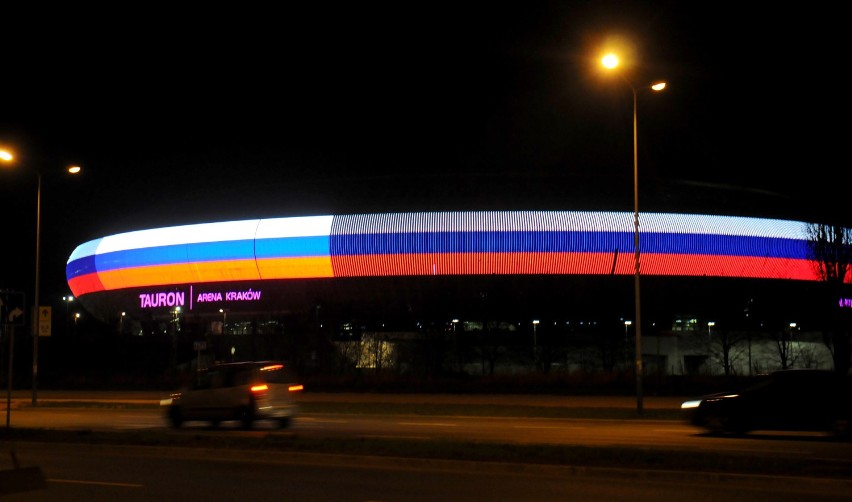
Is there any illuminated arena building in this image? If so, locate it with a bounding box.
[64,175,850,378]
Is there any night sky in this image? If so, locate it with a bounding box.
[1,2,848,307]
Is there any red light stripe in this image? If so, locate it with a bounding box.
[331,253,819,280]
[68,273,106,297]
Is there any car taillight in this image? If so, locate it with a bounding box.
[288,384,304,392]
[250,384,269,393]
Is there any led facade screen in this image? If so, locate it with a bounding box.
[66,210,833,302]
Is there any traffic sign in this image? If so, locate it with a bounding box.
[38,306,51,337]
[0,291,25,326]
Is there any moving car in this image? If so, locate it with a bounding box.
[681,369,852,437]
[160,361,303,429]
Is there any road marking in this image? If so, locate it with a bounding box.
[398,422,458,427]
[513,425,575,430]
[362,435,431,440]
[49,479,144,488]
[298,417,350,423]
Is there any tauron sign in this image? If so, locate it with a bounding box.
[139,286,262,309]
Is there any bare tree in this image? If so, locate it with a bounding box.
[709,329,746,376]
[771,328,797,370]
[805,223,852,375]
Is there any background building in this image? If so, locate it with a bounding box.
[59,176,850,389]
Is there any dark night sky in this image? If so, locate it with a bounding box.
[1,2,849,305]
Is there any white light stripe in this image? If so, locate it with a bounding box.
[95,219,263,254]
[67,211,813,263]
[256,215,334,238]
[332,211,806,238]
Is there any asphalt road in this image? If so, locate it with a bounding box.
[4,389,852,469]
[6,441,852,501]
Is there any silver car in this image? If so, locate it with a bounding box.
[161,361,303,429]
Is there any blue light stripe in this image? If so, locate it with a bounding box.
[329,231,809,259]
[90,240,255,273]
[255,236,330,259]
[66,254,98,280]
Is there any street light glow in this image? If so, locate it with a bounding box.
[601,53,619,69]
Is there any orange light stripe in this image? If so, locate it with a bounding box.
[96,259,261,290]
[256,256,334,279]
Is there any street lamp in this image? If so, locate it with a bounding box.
[62,295,74,335]
[452,319,460,372]
[1,148,81,406]
[601,52,666,415]
[532,319,540,368]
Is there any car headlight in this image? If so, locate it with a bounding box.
[681,400,702,409]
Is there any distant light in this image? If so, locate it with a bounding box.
[601,53,619,69]
[707,321,716,327]
[624,320,632,326]
[0,150,13,162]
[67,165,81,174]
[532,319,540,325]
[651,82,666,91]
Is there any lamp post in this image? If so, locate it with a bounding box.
[601,53,666,415]
[452,319,460,372]
[62,295,74,336]
[532,319,540,368]
[1,149,81,406]
[34,165,82,405]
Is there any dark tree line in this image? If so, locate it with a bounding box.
[806,223,852,375]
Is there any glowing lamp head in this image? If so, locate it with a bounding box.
[601,53,619,69]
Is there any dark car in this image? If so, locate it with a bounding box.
[681,369,852,437]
